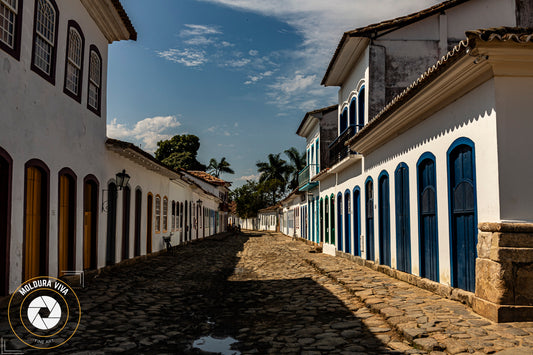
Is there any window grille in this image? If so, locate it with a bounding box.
[65,28,82,95]
[33,0,56,75]
[0,0,17,48]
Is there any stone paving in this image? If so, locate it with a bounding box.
[0,230,532,354]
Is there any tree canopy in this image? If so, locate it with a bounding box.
[155,134,206,171]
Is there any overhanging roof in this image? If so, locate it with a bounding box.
[321,0,470,86]
[296,104,337,137]
[81,0,137,42]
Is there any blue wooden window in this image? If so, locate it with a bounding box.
[353,187,361,256]
[417,153,439,282]
[340,108,348,133]
[357,86,365,131]
[320,198,324,243]
[365,177,374,261]
[315,139,319,173]
[448,138,477,292]
[349,97,356,128]
[395,163,411,273]
[344,189,351,254]
[337,192,343,251]
[325,196,329,244]
[378,171,391,266]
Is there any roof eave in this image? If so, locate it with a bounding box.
[81,0,137,43]
[321,36,370,87]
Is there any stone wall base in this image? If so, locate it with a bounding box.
[473,297,533,323]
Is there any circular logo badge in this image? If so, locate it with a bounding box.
[8,277,81,349]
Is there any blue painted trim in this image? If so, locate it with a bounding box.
[378,170,390,266]
[416,152,439,282]
[446,137,477,289]
[365,176,374,261]
[344,189,351,255]
[330,193,335,246]
[353,186,361,256]
[298,181,319,192]
[337,192,343,251]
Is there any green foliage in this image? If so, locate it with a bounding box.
[285,147,306,190]
[231,180,268,218]
[208,157,234,177]
[155,134,206,171]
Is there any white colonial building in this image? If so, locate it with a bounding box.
[0,0,228,297]
[295,0,533,322]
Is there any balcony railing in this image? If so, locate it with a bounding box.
[328,125,357,167]
[298,164,318,189]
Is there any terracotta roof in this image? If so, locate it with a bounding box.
[187,171,231,186]
[296,104,338,136]
[110,0,137,40]
[346,27,533,147]
[258,204,281,213]
[322,0,470,85]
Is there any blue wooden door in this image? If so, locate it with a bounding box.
[450,145,476,292]
[379,174,391,266]
[353,189,361,256]
[365,181,374,261]
[344,190,351,254]
[330,195,335,246]
[395,165,411,273]
[337,193,343,251]
[419,158,439,282]
[325,198,329,243]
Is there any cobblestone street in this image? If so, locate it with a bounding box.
[2,231,533,354]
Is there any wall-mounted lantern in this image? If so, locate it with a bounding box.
[115,169,130,190]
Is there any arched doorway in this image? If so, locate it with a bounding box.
[24,160,50,281]
[448,139,477,292]
[395,163,411,273]
[83,176,98,270]
[0,148,12,295]
[134,188,142,257]
[121,186,131,261]
[106,182,117,266]
[58,169,76,276]
[378,171,391,266]
[418,154,439,282]
[365,178,374,261]
[353,187,361,256]
[146,193,153,253]
[344,190,351,254]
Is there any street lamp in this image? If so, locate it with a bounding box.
[115,169,130,190]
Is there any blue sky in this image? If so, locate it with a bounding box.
[107,0,441,187]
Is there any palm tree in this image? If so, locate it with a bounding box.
[285,147,306,190]
[256,153,290,204]
[207,157,234,177]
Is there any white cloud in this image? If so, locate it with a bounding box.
[238,174,260,181]
[199,0,442,108]
[180,24,221,37]
[249,49,259,56]
[157,48,207,67]
[225,58,251,68]
[244,70,275,85]
[107,116,181,153]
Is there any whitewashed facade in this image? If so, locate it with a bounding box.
[0,0,227,296]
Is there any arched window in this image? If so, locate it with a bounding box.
[378,171,390,266]
[340,108,348,133]
[448,138,477,292]
[365,177,374,261]
[357,86,365,131]
[395,163,411,273]
[155,195,161,233]
[31,0,59,83]
[417,153,438,282]
[87,46,102,115]
[349,97,356,128]
[58,168,76,276]
[0,0,23,59]
[64,21,84,101]
[24,159,50,281]
[163,196,168,232]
